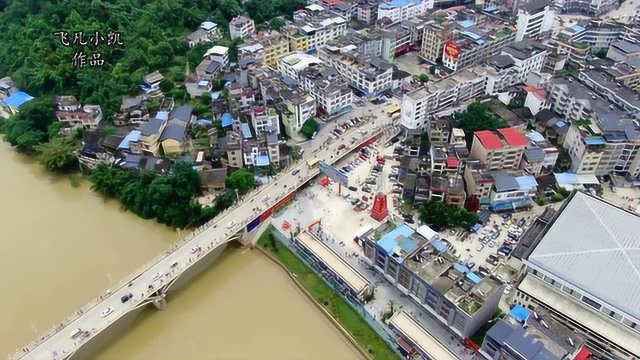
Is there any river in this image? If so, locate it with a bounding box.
[0,142,363,360]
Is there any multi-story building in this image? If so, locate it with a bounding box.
[54,96,103,134]
[557,21,638,51]
[362,224,504,338]
[464,159,495,203]
[226,83,257,112]
[318,44,393,98]
[224,130,244,168]
[277,52,322,81]
[420,14,455,62]
[515,0,555,42]
[578,70,640,120]
[250,105,280,134]
[229,15,255,40]
[441,13,516,71]
[513,191,640,359]
[547,38,590,66]
[242,131,281,167]
[488,170,538,211]
[543,52,567,74]
[522,132,560,176]
[377,0,433,25]
[299,64,354,116]
[470,127,528,171]
[356,0,381,25]
[287,5,347,53]
[554,0,618,17]
[257,68,316,136]
[400,68,486,134]
[500,40,548,84]
[544,76,614,122]
[137,111,169,156]
[591,58,640,91]
[239,31,290,67]
[203,45,229,69]
[562,113,640,178]
[606,40,640,62]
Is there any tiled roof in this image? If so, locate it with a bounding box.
[475,130,503,150]
[498,127,528,147]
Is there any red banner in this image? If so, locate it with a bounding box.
[445,41,461,60]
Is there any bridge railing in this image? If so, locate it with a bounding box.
[11,119,385,360]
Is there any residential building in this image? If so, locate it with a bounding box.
[420,14,455,62]
[356,0,381,25]
[480,306,588,360]
[562,113,640,178]
[239,31,290,67]
[226,83,257,112]
[185,21,220,47]
[489,170,537,211]
[606,40,640,62]
[554,0,618,17]
[250,105,280,134]
[500,40,548,85]
[450,128,466,147]
[533,109,570,145]
[591,57,640,91]
[77,130,115,171]
[514,0,555,42]
[54,96,103,134]
[542,52,567,74]
[513,191,640,359]
[524,131,560,175]
[277,52,323,81]
[242,131,281,167]
[229,16,255,40]
[362,224,504,338]
[299,63,354,116]
[114,95,148,126]
[141,71,164,98]
[200,168,227,191]
[522,85,550,115]
[287,5,347,53]
[387,311,458,360]
[318,43,393,98]
[203,45,229,69]
[200,21,219,38]
[257,68,316,136]
[159,106,193,155]
[441,13,516,72]
[400,68,486,134]
[137,111,169,156]
[195,59,222,81]
[185,77,212,99]
[470,128,528,171]
[557,21,638,52]
[430,174,466,208]
[0,91,34,118]
[544,76,615,122]
[377,0,432,25]
[225,130,244,168]
[547,38,590,66]
[578,70,640,120]
[464,159,495,203]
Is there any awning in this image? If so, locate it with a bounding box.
[397,337,415,353]
[574,347,592,360]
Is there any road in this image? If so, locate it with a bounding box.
[14,113,387,360]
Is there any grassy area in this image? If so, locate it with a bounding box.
[257,228,399,360]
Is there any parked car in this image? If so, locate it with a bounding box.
[504,285,513,295]
[292,169,300,176]
[101,307,114,318]
[338,144,346,150]
[226,221,236,229]
[348,186,357,191]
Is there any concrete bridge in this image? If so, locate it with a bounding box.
[12,121,386,360]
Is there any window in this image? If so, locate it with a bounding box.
[581,296,602,310]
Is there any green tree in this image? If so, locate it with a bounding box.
[300,118,320,139]
[34,137,78,173]
[454,103,507,148]
[15,130,45,153]
[47,122,63,139]
[269,18,286,31]
[226,168,255,192]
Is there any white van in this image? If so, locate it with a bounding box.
[70,328,82,339]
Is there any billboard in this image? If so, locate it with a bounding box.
[246,192,296,232]
[444,41,461,60]
[319,161,349,187]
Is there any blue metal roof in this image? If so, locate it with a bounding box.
[466,272,482,284]
[515,175,538,190]
[483,5,498,12]
[3,91,34,108]
[461,31,482,40]
[430,239,448,252]
[156,111,169,121]
[240,123,252,138]
[377,225,415,255]
[555,120,567,127]
[255,155,270,166]
[571,24,586,32]
[221,113,233,127]
[453,263,469,273]
[583,136,606,145]
[458,19,474,28]
[118,130,142,149]
[379,0,420,9]
[509,305,531,322]
[554,172,577,185]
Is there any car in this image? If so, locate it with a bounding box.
[350,198,359,205]
[342,167,351,172]
[405,218,415,224]
[481,228,487,235]
[226,221,236,229]
[101,307,114,318]
[488,240,496,248]
[476,244,485,251]
[152,271,163,281]
[467,261,476,270]
[348,186,357,191]
[120,293,133,303]
[292,169,300,176]
[503,285,513,295]
[363,187,372,193]
[191,246,199,254]
[390,137,400,144]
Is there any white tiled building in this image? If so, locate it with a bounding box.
[299,64,354,116]
[229,16,255,40]
[377,0,433,25]
[277,52,322,81]
[515,0,555,42]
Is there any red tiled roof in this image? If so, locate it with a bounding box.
[574,347,591,360]
[475,130,503,150]
[447,158,460,168]
[498,127,528,147]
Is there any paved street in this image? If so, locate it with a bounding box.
[15,113,386,360]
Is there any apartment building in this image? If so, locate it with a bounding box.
[288,5,347,53]
[229,15,255,40]
[513,192,640,359]
[591,58,640,91]
[562,113,640,178]
[441,13,516,71]
[318,43,393,98]
[558,21,639,51]
[137,111,169,156]
[239,31,290,67]
[256,68,316,136]
[489,170,538,211]
[299,64,354,116]
[203,45,229,69]
[356,0,381,25]
[554,0,617,17]
[400,68,486,134]
[362,224,504,338]
[250,105,280,134]
[226,83,257,112]
[224,130,244,168]
[578,70,640,120]
[379,20,425,60]
[606,40,640,62]
[242,131,281,167]
[470,128,528,171]
[544,76,614,122]
[277,52,322,81]
[464,159,495,202]
[522,132,560,176]
[54,96,103,134]
[421,15,455,62]
[547,38,590,66]
[376,0,433,25]
[515,0,555,42]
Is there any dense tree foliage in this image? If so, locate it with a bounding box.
[0,98,56,152]
[418,200,479,230]
[300,118,319,139]
[225,168,255,193]
[454,103,507,148]
[35,137,78,173]
[90,162,235,229]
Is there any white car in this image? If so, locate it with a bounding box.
[191,246,199,254]
[488,240,497,248]
[101,307,114,318]
[226,221,236,229]
[152,272,162,281]
[503,285,513,295]
[262,195,270,203]
[476,244,485,252]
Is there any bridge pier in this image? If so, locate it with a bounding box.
[152,295,167,311]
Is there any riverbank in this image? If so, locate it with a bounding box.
[256,228,399,360]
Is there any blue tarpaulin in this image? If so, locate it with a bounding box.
[466,272,482,284]
[118,130,142,150]
[221,113,233,127]
[430,239,448,252]
[453,263,469,274]
[377,225,415,255]
[470,224,482,232]
[3,91,34,108]
[510,305,531,322]
[255,155,270,166]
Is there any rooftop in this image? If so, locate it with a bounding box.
[2,91,34,108]
[498,127,528,147]
[580,70,640,110]
[474,130,503,150]
[527,191,640,321]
